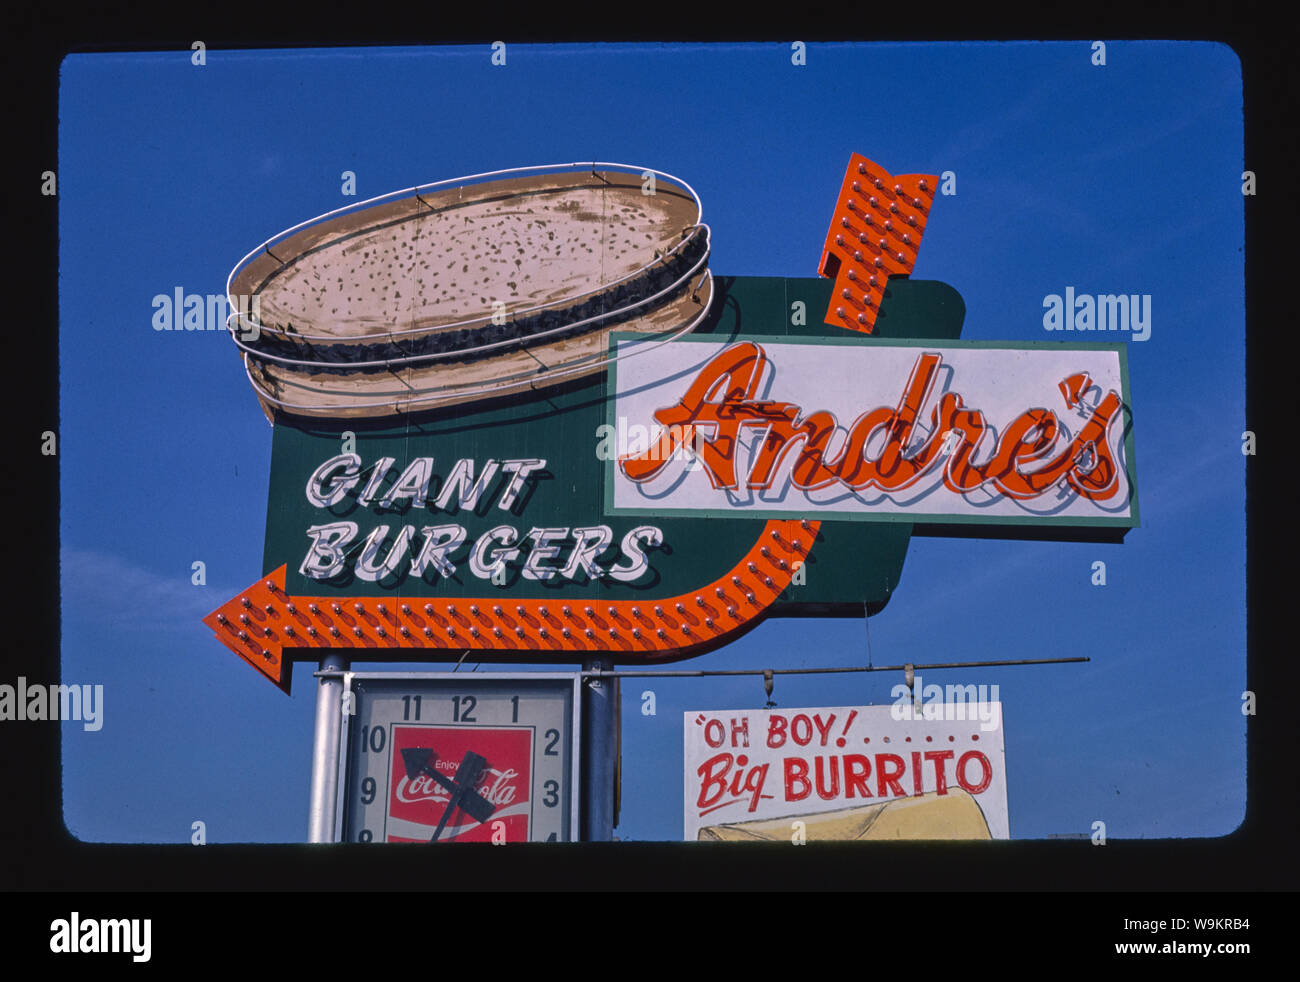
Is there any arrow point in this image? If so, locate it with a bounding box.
[401,747,433,781]
[203,565,292,694]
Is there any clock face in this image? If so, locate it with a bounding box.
[340,674,578,843]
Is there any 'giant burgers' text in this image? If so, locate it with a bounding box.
[299,455,662,584]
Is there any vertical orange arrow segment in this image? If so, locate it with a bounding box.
[819,154,937,334]
[204,519,821,694]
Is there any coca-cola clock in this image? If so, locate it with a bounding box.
[339,673,580,843]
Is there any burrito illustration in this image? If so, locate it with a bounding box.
[697,790,992,841]
[226,163,712,421]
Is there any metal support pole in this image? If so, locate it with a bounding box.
[307,652,349,843]
[581,657,617,842]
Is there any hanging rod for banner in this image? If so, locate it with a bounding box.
[311,656,1086,682]
[578,656,1088,680]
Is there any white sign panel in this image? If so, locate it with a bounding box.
[609,336,1135,528]
[683,703,1009,841]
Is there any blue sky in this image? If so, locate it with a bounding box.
[57,41,1245,842]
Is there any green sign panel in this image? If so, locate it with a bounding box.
[261,276,965,618]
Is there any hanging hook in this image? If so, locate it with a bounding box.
[904,663,917,713]
[763,669,776,709]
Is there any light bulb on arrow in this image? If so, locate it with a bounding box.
[399,748,496,842]
[201,518,817,693]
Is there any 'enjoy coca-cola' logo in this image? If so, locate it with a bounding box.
[386,725,535,843]
[395,767,521,807]
[619,342,1126,503]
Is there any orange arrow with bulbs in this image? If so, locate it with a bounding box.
[204,519,819,693]
[819,153,937,334]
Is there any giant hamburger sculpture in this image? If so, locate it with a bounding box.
[225,163,712,421]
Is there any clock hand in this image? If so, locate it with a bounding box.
[429,751,490,843]
[446,754,497,825]
[400,747,460,795]
[400,748,497,840]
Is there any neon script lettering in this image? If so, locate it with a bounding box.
[619,342,1124,502]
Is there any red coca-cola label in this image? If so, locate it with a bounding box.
[386,725,533,843]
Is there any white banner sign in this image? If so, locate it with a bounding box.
[683,703,1008,841]
[609,336,1135,528]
